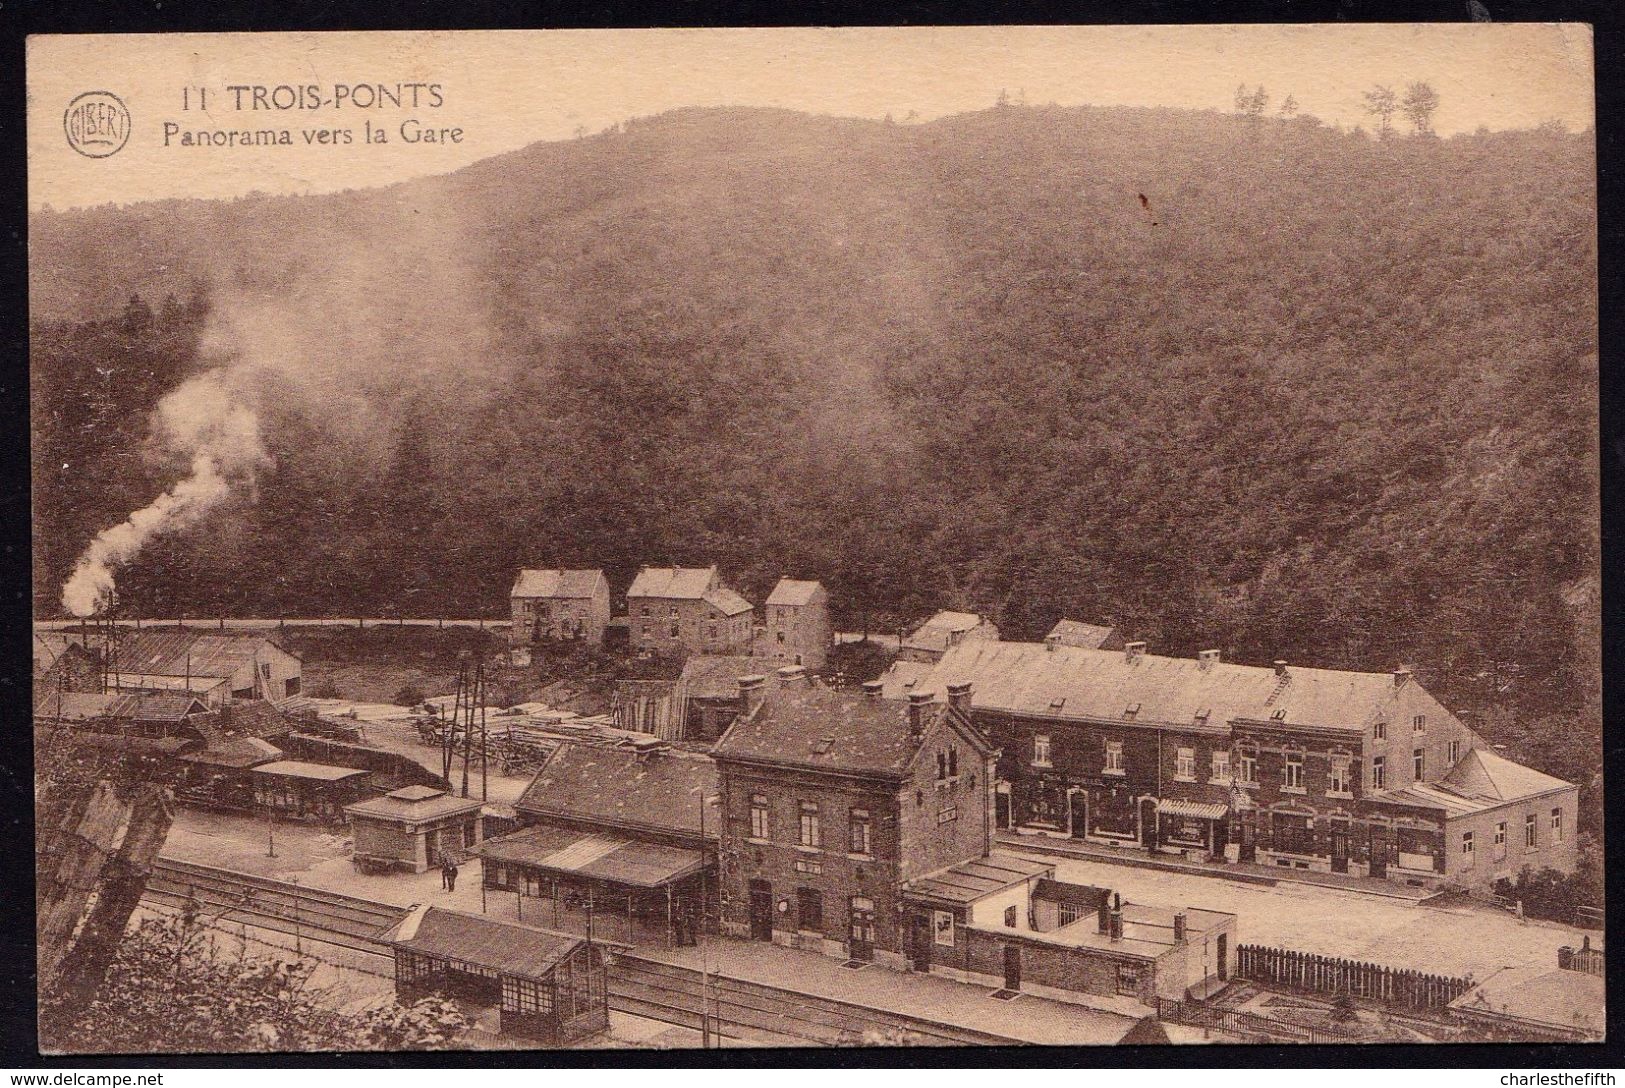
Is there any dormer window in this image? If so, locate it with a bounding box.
[1270,708,1287,721]
[1194,707,1211,722]
[811,737,835,755]
[1123,702,1140,720]
[1049,697,1065,711]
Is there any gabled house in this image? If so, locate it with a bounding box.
[897,611,999,664]
[903,638,1576,893]
[757,578,832,670]
[88,630,302,706]
[1043,619,1124,651]
[711,671,1000,967]
[626,565,753,656]
[509,569,612,648]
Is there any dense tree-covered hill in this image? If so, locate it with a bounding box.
[31,104,1598,728]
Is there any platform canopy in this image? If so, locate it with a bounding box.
[903,853,1053,906]
[387,905,583,981]
[250,760,369,782]
[478,825,705,889]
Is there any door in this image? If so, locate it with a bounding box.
[1139,799,1159,849]
[1003,945,1022,991]
[1368,829,1388,878]
[748,880,773,941]
[1238,820,1256,864]
[1216,933,1229,981]
[910,914,932,972]
[1069,791,1089,839]
[848,897,875,962]
[995,788,1011,830]
[1331,828,1350,874]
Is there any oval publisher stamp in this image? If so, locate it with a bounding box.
[64,91,131,158]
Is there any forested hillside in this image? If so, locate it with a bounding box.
[32,104,1598,728]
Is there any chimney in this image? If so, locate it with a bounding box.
[1274,660,1289,677]
[861,680,884,699]
[1045,634,1060,653]
[907,691,933,738]
[776,664,808,690]
[1198,649,1221,671]
[738,674,768,716]
[946,681,973,715]
[1173,910,1187,944]
[1109,893,1123,942]
[1393,666,1413,688]
[1558,946,1573,971]
[1124,641,1147,663]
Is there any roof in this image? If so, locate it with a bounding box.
[903,611,990,652]
[714,685,989,778]
[347,786,484,823]
[386,905,584,980]
[516,741,719,838]
[1034,879,1112,908]
[1045,620,1121,650]
[1448,963,1605,1037]
[511,568,605,599]
[104,630,301,679]
[703,587,754,617]
[33,691,117,721]
[904,854,1053,906]
[1441,748,1573,800]
[180,736,283,769]
[765,579,824,607]
[677,655,763,700]
[34,690,209,722]
[915,640,1404,733]
[478,825,706,888]
[250,760,370,782]
[104,673,229,694]
[627,566,716,600]
[218,700,298,739]
[878,660,937,700]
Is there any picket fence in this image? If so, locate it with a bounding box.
[1235,944,1471,1011]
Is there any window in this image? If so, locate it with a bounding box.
[776,631,786,644]
[799,802,821,847]
[933,910,955,947]
[1412,748,1425,781]
[1525,813,1538,849]
[668,605,679,617]
[1116,963,1142,996]
[502,976,552,1017]
[641,604,651,617]
[1210,750,1231,782]
[1329,754,1351,796]
[1004,905,1018,928]
[797,888,823,932]
[937,752,947,780]
[1552,808,1564,841]
[1461,831,1474,868]
[284,676,300,697]
[750,794,769,840]
[1371,755,1386,790]
[1175,747,1196,781]
[1058,902,1084,927]
[707,624,718,640]
[641,624,651,638]
[1282,750,1304,791]
[1413,715,1426,733]
[669,623,680,638]
[849,809,871,855]
[1448,740,1461,765]
[1494,822,1507,854]
[937,805,958,825]
[1374,721,1386,741]
[948,747,958,778]
[260,662,271,678]
[1033,734,1051,766]
[1105,740,1125,775]
[1238,747,1257,785]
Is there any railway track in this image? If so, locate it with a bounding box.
[144,858,408,957]
[140,860,1024,1047]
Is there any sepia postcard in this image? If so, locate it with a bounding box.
[27,25,1600,1056]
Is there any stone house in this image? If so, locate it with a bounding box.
[756,578,832,670]
[509,569,611,647]
[626,566,753,656]
[897,611,1000,664]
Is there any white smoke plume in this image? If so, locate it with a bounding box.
[60,370,268,617]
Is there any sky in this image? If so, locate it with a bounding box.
[27,24,1595,210]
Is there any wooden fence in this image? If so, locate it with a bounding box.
[1235,944,1471,1011]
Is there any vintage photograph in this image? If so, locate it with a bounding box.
[27,25,1600,1053]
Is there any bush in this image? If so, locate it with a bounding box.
[309,679,342,699]
[1493,865,1598,924]
[393,684,427,708]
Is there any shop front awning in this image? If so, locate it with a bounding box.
[478,824,706,889]
[1158,799,1229,821]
